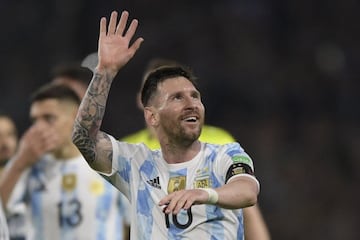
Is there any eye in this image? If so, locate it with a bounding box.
[44,115,56,124]
[191,92,201,100]
[173,93,183,101]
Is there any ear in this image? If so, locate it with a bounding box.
[144,106,159,127]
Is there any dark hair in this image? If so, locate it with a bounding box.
[143,58,181,78]
[51,63,93,86]
[141,65,198,107]
[31,83,81,105]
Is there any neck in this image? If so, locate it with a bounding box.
[161,140,201,164]
[53,143,81,160]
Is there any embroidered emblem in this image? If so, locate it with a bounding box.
[90,179,104,195]
[62,174,77,192]
[168,176,186,193]
[194,167,211,188]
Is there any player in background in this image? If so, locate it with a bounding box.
[0,113,28,240]
[0,84,129,240]
[0,113,14,240]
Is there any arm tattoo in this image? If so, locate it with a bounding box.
[72,71,114,165]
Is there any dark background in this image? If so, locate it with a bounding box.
[1,0,359,239]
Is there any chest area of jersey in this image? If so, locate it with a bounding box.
[28,163,109,200]
[141,162,216,194]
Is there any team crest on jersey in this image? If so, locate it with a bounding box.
[167,176,186,193]
[193,167,211,188]
[90,179,104,195]
[62,174,77,192]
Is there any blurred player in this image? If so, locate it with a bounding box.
[0,84,129,240]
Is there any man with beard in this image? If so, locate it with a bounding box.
[72,10,260,239]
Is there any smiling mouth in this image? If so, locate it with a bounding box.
[184,116,198,122]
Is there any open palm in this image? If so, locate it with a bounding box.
[97,11,143,74]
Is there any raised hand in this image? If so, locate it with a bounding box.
[16,123,60,169]
[96,10,144,76]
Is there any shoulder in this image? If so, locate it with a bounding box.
[120,128,160,150]
[121,128,149,142]
[199,125,235,144]
[31,154,55,170]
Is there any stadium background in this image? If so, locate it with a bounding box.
[1,0,359,239]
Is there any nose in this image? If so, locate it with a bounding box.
[184,95,199,110]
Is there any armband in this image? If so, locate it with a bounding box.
[225,162,254,183]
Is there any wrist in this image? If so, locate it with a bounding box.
[95,65,118,79]
[201,188,219,205]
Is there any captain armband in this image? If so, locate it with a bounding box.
[225,162,254,183]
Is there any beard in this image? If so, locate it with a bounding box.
[161,119,202,146]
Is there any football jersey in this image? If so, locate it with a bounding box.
[121,125,235,150]
[6,202,27,240]
[102,135,259,240]
[7,154,129,240]
[0,198,9,240]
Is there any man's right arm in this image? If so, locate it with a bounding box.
[0,124,58,206]
[71,71,115,174]
[72,10,143,173]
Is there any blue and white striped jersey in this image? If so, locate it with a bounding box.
[103,136,259,240]
[0,198,9,240]
[7,154,130,240]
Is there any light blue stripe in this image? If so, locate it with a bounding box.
[31,167,44,240]
[96,181,113,240]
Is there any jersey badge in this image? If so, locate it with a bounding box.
[90,179,104,195]
[232,155,252,166]
[193,167,211,188]
[62,174,77,192]
[168,176,186,193]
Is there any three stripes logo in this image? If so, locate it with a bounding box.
[146,176,161,189]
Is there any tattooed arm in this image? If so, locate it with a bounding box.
[72,10,143,173]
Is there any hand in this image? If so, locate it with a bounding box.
[96,10,144,75]
[159,189,209,215]
[16,123,60,169]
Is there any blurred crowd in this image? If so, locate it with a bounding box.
[0,0,359,239]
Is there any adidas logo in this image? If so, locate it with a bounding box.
[146,176,161,189]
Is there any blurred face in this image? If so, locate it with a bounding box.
[149,77,205,144]
[0,117,17,164]
[30,99,78,152]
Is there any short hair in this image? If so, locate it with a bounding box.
[31,83,81,105]
[141,65,198,107]
[142,58,181,79]
[50,63,93,86]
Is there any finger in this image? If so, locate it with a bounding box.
[164,193,183,214]
[159,195,171,206]
[99,17,107,37]
[172,198,187,215]
[124,19,138,40]
[183,200,193,210]
[108,11,118,35]
[128,38,144,57]
[116,10,129,35]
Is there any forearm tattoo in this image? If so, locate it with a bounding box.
[72,71,113,164]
